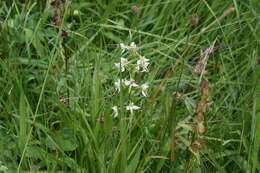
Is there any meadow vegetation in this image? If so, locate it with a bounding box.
[0,0,259,172]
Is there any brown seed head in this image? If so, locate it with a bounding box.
[61,31,69,38]
[191,140,205,151]
[132,5,140,14]
[192,121,206,134]
[190,13,199,27]
[172,91,183,103]
[59,95,66,104]
[223,5,235,17]
[200,80,211,96]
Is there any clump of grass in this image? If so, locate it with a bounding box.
[0,0,259,172]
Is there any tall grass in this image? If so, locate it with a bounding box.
[0,0,259,172]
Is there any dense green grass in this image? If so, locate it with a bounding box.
[0,0,259,172]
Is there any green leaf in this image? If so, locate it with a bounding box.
[19,92,27,151]
[126,145,142,173]
[54,128,78,151]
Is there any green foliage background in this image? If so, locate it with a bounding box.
[0,0,259,172]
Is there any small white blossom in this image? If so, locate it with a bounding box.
[114,63,122,72]
[136,56,149,72]
[114,79,122,92]
[140,83,149,97]
[115,57,129,72]
[73,10,80,16]
[120,43,128,53]
[129,42,137,50]
[124,78,139,89]
[119,42,138,53]
[112,106,119,118]
[126,102,140,114]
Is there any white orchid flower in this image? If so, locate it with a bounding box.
[114,79,122,92]
[136,55,149,72]
[119,42,138,53]
[126,102,140,114]
[115,57,129,72]
[120,43,128,53]
[140,83,149,97]
[124,78,139,89]
[129,42,137,50]
[112,106,119,118]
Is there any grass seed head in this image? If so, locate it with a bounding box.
[190,13,199,27]
[223,5,235,17]
[132,5,140,14]
[190,140,205,151]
